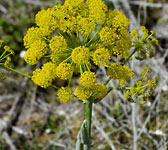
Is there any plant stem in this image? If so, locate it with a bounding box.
[85,100,92,137]
[123,48,137,64]
[0,64,31,79]
[84,100,92,150]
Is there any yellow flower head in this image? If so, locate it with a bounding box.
[106,62,134,84]
[32,62,57,88]
[35,8,59,31]
[59,15,78,34]
[93,48,111,66]
[56,63,73,80]
[92,83,107,99]
[57,87,74,103]
[64,0,88,16]
[49,35,67,54]
[78,17,96,35]
[86,0,108,24]
[72,46,90,65]
[99,27,117,46]
[80,71,97,87]
[105,10,130,30]
[112,30,132,58]
[75,85,91,100]
[23,27,50,48]
[64,0,84,8]
[24,40,48,65]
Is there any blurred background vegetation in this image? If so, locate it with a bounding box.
[0,0,168,150]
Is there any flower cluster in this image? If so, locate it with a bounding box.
[0,40,14,68]
[75,71,107,101]
[32,62,57,88]
[124,67,156,104]
[22,0,157,103]
[106,62,134,85]
[131,26,158,60]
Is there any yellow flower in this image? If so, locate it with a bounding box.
[151,37,158,45]
[86,0,108,24]
[131,29,139,41]
[22,0,157,104]
[49,35,67,54]
[78,17,96,35]
[57,87,74,103]
[99,27,117,46]
[4,56,11,67]
[92,83,107,99]
[105,10,130,30]
[124,90,132,100]
[75,85,91,100]
[93,48,111,66]
[64,0,84,8]
[23,27,50,48]
[106,62,134,83]
[35,8,60,31]
[32,62,57,88]
[132,26,157,60]
[24,40,48,65]
[112,30,132,58]
[80,71,97,87]
[64,0,88,16]
[53,5,80,34]
[72,46,90,65]
[4,46,14,55]
[56,63,73,80]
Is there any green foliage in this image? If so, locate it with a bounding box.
[46,114,65,133]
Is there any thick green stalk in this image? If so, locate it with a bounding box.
[85,100,92,137]
[84,100,92,150]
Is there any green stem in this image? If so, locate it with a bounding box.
[0,50,7,59]
[108,87,129,90]
[87,25,103,46]
[104,77,111,85]
[0,64,31,79]
[85,100,92,137]
[51,84,59,89]
[62,55,72,63]
[84,100,92,150]
[123,48,138,64]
